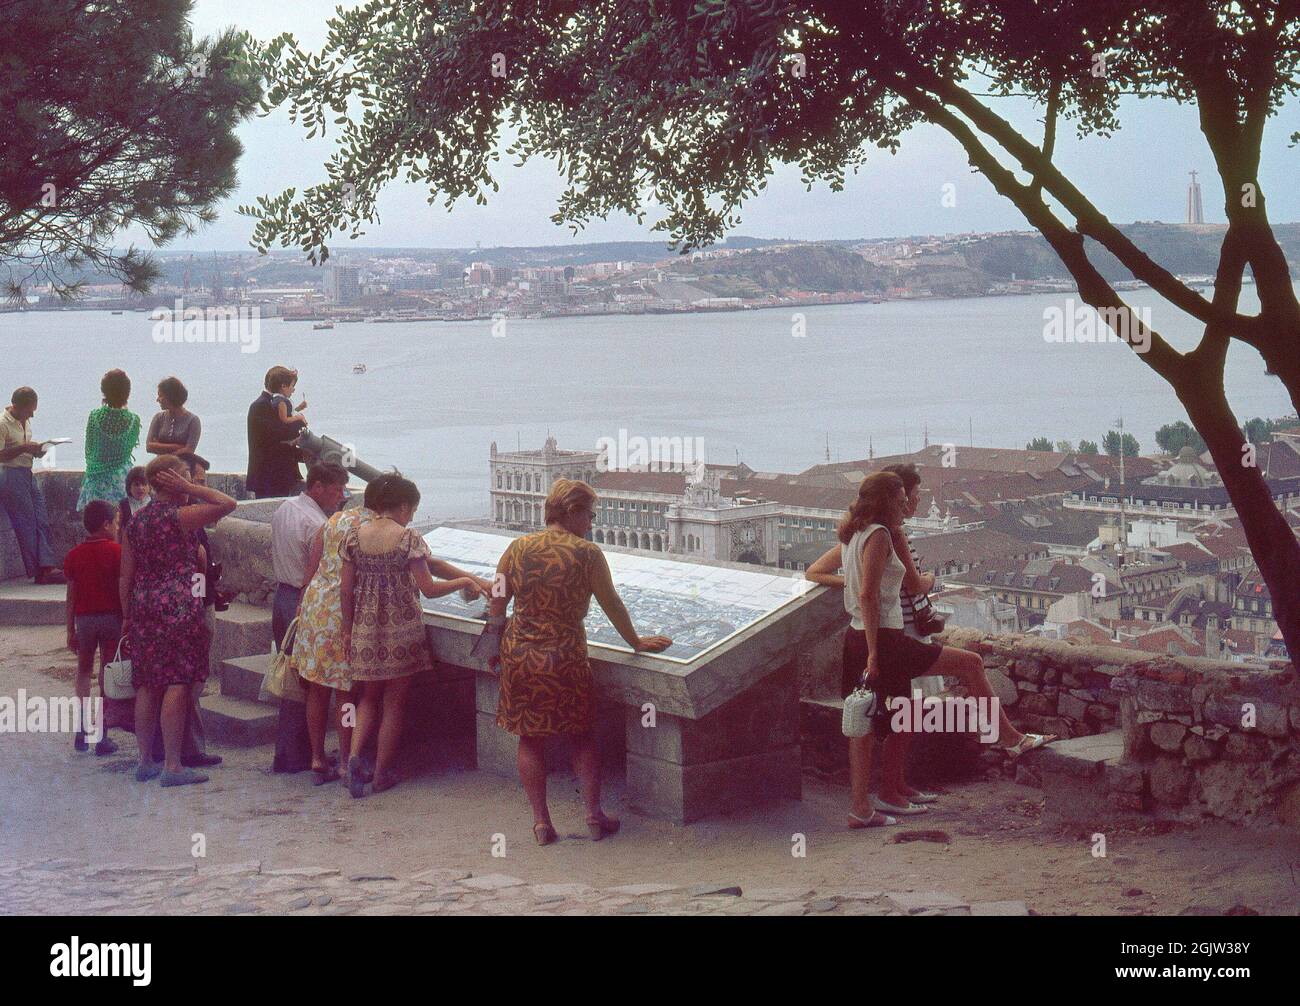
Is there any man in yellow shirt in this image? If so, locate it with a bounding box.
[0,387,64,584]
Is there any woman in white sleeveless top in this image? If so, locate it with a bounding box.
[807,472,1054,829]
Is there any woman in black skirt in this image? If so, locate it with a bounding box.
[806,471,1052,829]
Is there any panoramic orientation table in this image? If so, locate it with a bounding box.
[419,526,845,823]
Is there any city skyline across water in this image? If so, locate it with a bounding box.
[0,290,1291,519]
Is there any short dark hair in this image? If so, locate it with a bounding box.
[157,376,188,407]
[363,471,419,512]
[125,465,149,489]
[177,451,209,474]
[100,369,131,408]
[305,461,348,490]
[264,365,297,392]
[11,387,36,407]
[881,462,922,493]
[82,499,116,533]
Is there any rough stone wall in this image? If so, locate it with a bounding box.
[206,514,276,605]
[939,628,1300,828]
[0,470,249,580]
[939,627,1132,740]
[1112,661,1300,826]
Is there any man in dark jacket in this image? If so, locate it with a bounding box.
[246,365,306,498]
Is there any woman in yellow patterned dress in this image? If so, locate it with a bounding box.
[485,479,671,845]
[291,493,376,785]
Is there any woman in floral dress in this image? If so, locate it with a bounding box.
[119,455,236,786]
[77,369,141,511]
[339,474,491,797]
[292,497,376,785]
[484,479,671,845]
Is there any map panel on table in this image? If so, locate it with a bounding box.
[421,526,815,664]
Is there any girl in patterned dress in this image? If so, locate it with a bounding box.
[339,474,491,797]
[484,479,671,846]
[119,455,236,786]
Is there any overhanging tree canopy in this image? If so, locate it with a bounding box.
[0,0,262,299]
[244,0,1300,660]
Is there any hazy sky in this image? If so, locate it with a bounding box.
[138,0,1300,254]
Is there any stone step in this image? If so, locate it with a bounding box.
[1036,729,1146,825]
[199,693,278,748]
[221,653,275,703]
[209,602,274,677]
[0,578,65,625]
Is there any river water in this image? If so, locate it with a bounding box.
[0,289,1290,519]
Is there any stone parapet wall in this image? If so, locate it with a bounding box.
[1,469,249,581]
[939,628,1299,828]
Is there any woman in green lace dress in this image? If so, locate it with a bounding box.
[76,369,141,511]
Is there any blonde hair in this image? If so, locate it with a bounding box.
[144,453,187,491]
[545,478,596,525]
[837,471,905,544]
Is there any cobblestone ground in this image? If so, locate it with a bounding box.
[3,625,1296,917]
[0,860,1027,916]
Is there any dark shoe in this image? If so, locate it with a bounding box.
[312,765,341,786]
[135,762,162,782]
[160,768,209,787]
[346,756,367,799]
[586,813,621,842]
[182,753,223,768]
[94,737,119,756]
[533,823,558,846]
[74,731,88,753]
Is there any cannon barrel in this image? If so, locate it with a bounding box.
[295,430,384,483]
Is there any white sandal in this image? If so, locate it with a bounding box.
[873,796,930,816]
[1005,732,1056,759]
[910,790,939,803]
[848,810,896,829]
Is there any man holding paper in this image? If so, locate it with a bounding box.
[0,386,65,584]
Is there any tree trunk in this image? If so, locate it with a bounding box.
[1176,372,1300,663]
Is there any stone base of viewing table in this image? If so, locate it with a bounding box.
[471,660,802,824]
[622,659,802,823]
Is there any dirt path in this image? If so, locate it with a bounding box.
[2,624,1296,915]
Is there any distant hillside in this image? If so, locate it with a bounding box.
[960,223,1300,281]
[669,244,891,296]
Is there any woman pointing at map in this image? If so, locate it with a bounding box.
[483,478,671,847]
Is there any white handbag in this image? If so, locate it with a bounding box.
[841,681,879,738]
[259,617,306,703]
[102,636,135,701]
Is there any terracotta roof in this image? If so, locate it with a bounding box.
[950,557,1096,594]
[1130,625,1203,657]
[725,478,858,511]
[1235,574,1271,601]
[912,528,1047,569]
[591,471,687,494]
[1156,541,1217,568]
[1061,619,1116,645]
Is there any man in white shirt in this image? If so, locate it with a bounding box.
[269,461,349,773]
[0,387,64,584]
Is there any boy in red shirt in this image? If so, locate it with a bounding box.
[64,499,123,755]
